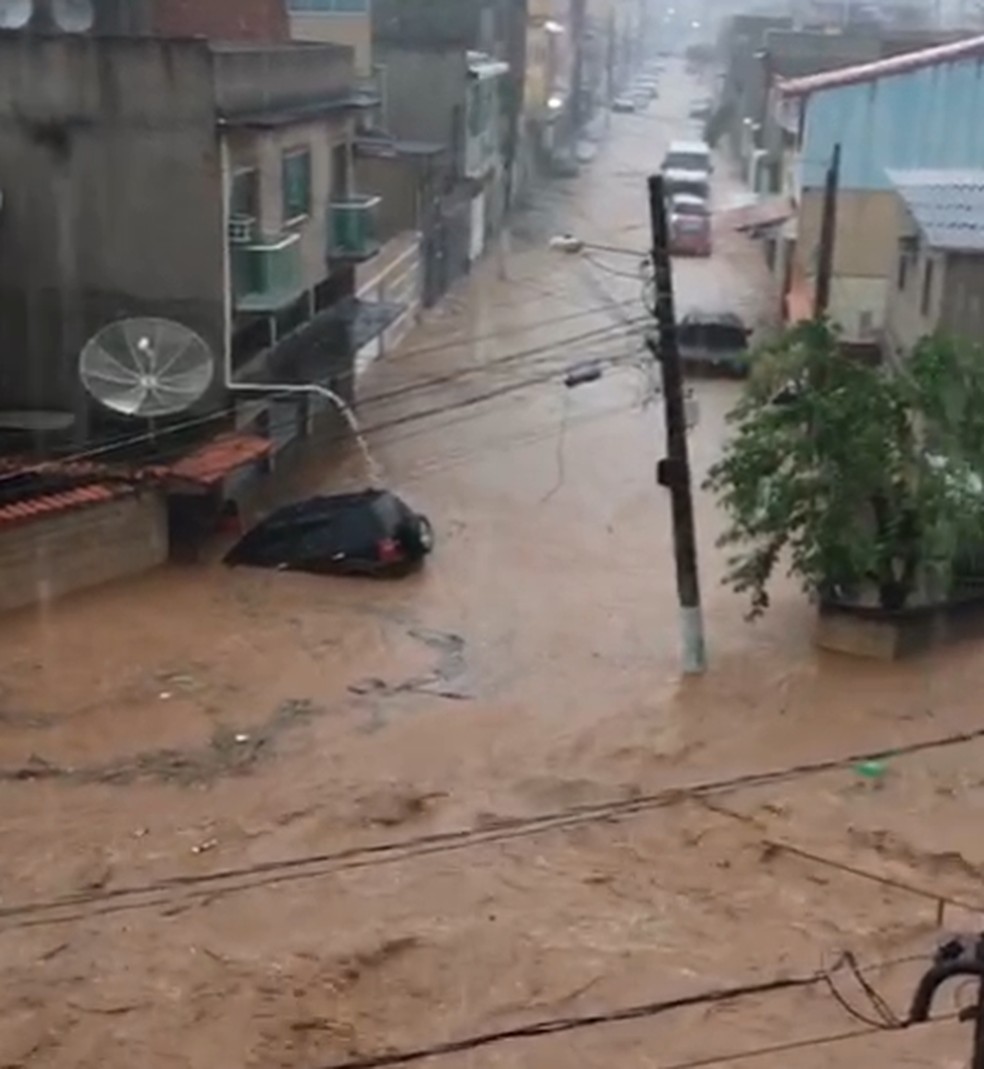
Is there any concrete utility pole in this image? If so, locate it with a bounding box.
[647,174,707,675]
[569,0,587,136]
[813,142,840,318]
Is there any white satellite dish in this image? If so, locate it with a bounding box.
[0,0,34,29]
[79,318,215,418]
[50,0,93,32]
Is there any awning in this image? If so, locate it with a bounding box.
[720,195,793,234]
[161,434,272,491]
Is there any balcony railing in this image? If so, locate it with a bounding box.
[328,195,381,262]
[231,231,305,313]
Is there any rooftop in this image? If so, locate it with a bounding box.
[779,33,984,97]
[889,169,984,252]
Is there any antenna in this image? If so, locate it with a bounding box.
[0,0,33,28]
[50,0,93,32]
[79,318,215,418]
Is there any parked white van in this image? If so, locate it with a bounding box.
[661,139,712,176]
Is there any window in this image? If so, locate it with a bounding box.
[331,143,349,199]
[282,148,312,223]
[921,257,935,317]
[231,168,259,219]
[897,253,907,291]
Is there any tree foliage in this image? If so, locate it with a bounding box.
[704,321,984,618]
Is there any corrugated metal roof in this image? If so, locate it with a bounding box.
[780,33,984,97]
[889,168,984,251]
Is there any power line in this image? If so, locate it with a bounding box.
[654,1015,958,1069]
[699,800,984,922]
[306,954,921,1069]
[4,721,984,930]
[0,316,646,482]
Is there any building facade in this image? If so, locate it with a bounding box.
[776,34,984,342]
[884,169,984,359]
[0,34,390,461]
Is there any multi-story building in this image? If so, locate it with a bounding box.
[0,34,392,464]
[371,0,520,286]
[286,0,373,76]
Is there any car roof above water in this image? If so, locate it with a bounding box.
[667,139,710,155]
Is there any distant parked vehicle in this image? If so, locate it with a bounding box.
[670,213,712,257]
[662,167,710,204]
[550,149,579,177]
[688,98,712,122]
[612,95,637,113]
[669,192,709,219]
[662,139,713,176]
[634,77,660,98]
[677,313,752,376]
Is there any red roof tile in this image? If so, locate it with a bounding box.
[161,433,272,488]
[0,483,134,531]
[780,33,984,98]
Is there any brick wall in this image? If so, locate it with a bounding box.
[153,0,289,41]
[0,493,169,614]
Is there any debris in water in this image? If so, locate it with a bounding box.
[855,759,887,782]
[565,360,603,388]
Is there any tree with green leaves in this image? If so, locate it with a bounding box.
[705,321,984,618]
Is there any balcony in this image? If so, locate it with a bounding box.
[328,195,381,262]
[231,230,305,314]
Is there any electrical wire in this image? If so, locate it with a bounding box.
[821,950,903,1030]
[5,722,984,931]
[653,1012,960,1069]
[582,250,651,281]
[303,952,929,1069]
[0,303,649,480]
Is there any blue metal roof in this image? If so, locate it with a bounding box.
[798,51,984,190]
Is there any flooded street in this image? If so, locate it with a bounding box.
[4,63,984,1069]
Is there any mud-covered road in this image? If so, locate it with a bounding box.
[2,63,984,1069]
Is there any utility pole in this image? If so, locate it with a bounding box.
[605,8,616,124]
[647,175,706,675]
[569,0,587,138]
[813,142,841,318]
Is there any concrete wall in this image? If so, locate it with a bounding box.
[939,253,984,342]
[374,0,490,49]
[153,0,289,41]
[212,42,355,117]
[796,188,899,339]
[356,154,423,240]
[377,45,468,170]
[0,35,226,434]
[0,493,168,614]
[291,12,372,76]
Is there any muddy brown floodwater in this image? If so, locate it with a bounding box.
[2,62,984,1069]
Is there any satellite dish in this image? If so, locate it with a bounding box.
[0,0,33,29]
[79,318,215,418]
[50,0,93,32]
